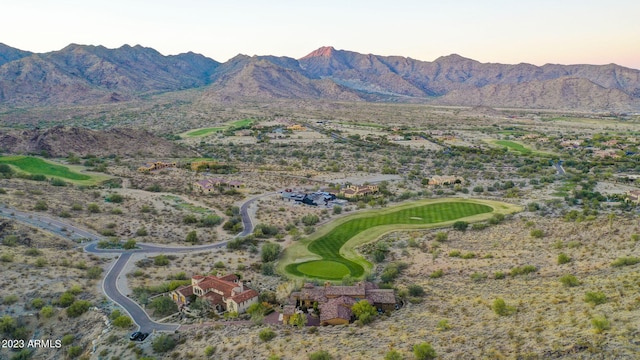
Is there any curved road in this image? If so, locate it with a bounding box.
[0,192,273,333]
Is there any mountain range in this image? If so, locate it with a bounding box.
[1,43,639,111]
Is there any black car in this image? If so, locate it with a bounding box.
[129,331,142,341]
[137,333,149,341]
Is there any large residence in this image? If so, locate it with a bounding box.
[283,282,396,326]
[171,274,259,314]
[627,189,640,204]
[338,184,379,199]
[194,178,245,193]
[427,175,464,186]
[137,161,177,173]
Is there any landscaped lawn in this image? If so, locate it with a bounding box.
[281,199,519,281]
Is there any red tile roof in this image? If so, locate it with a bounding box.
[229,289,259,304]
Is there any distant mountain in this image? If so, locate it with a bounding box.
[0,43,639,111]
[202,54,361,101]
[0,44,219,106]
[0,126,196,157]
[0,43,32,66]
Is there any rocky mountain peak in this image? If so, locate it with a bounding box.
[301,46,337,59]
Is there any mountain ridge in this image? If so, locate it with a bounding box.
[0,43,638,111]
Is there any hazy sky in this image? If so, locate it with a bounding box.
[3,0,639,69]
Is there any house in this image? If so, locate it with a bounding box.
[339,184,379,199]
[287,124,305,131]
[593,149,621,159]
[194,178,245,193]
[626,190,640,204]
[427,175,464,186]
[285,282,396,326]
[171,274,258,314]
[137,161,177,173]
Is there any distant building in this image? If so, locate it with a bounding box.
[171,274,258,314]
[194,178,244,193]
[427,175,464,186]
[626,190,640,204]
[190,160,217,171]
[284,282,396,326]
[137,161,177,173]
[339,184,379,199]
[287,124,305,131]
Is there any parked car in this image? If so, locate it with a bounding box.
[129,331,142,341]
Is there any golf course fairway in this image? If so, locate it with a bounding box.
[279,198,521,280]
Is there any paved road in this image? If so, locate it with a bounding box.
[0,193,268,333]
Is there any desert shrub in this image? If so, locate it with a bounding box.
[308,350,333,360]
[492,298,515,316]
[152,334,176,353]
[408,284,425,297]
[34,200,48,211]
[436,319,451,331]
[67,300,91,317]
[40,306,54,318]
[86,266,103,279]
[112,315,133,328]
[261,242,281,263]
[3,294,18,305]
[559,274,580,287]
[106,193,124,203]
[429,269,444,279]
[452,221,468,231]
[611,257,640,267]
[123,239,137,249]
[59,292,75,307]
[557,253,571,265]
[461,252,476,259]
[154,255,170,266]
[591,315,610,333]
[30,298,45,309]
[68,345,83,358]
[87,203,100,213]
[413,342,437,360]
[183,214,198,224]
[24,248,42,256]
[448,250,461,257]
[494,271,506,279]
[204,345,217,356]
[301,214,320,226]
[186,231,198,243]
[136,227,148,236]
[530,229,544,238]
[34,257,47,267]
[510,265,537,276]
[384,350,404,360]
[259,328,276,342]
[584,291,607,306]
[434,232,448,242]
[201,215,223,227]
[261,262,275,276]
[470,272,487,282]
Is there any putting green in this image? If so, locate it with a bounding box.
[279,198,522,281]
[296,261,351,279]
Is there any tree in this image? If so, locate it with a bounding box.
[247,302,267,323]
[289,312,307,327]
[261,242,281,263]
[413,342,437,360]
[149,296,178,317]
[351,300,377,324]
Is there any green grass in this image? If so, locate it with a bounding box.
[494,140,532,155]
[0,156,110,185]
[183,119,253,137]
[281,199,519,280]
